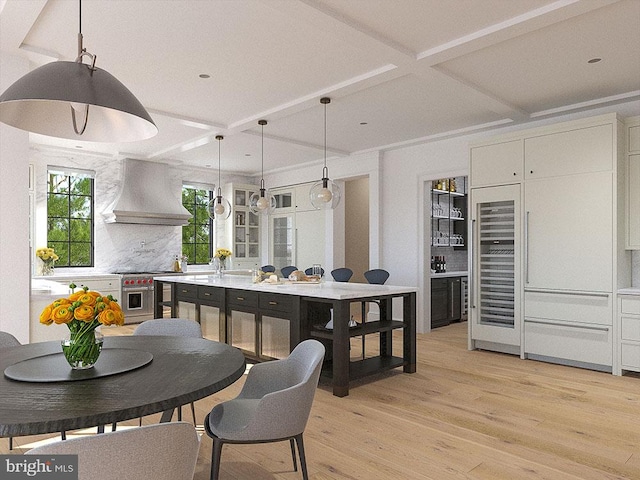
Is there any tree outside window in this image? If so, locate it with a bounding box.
[182,186,213,264]
[47,170,94,267]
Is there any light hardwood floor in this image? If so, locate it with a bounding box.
[5,322,640,479]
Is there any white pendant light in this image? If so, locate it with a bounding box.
[208,135,231,220]
[0,0,157,143]
[309,97,341,210]
[249,120,276,215]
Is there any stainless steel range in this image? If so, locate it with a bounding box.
[117,273,158,324]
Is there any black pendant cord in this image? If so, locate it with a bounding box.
[79,0,82,35]
[323,101,327,170]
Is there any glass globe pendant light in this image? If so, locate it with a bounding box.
[0,0,157,143]
[208,135,231,220]
[249,120,276,215]
[309,97,341,210]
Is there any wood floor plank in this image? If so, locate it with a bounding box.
[3,322,640,479]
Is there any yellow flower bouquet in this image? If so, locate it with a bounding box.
[214,248,232,261]
[35,247,59,275]
[40,286,125,369]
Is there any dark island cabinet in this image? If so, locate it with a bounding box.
[155,281,301,362]
[431,277,462,328]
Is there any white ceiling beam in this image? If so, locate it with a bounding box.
[417,0,622,66]
[0,0,48,54]
[242,129,349,157]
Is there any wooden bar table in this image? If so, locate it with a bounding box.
[154,274,417,397]
[0,336,245,439]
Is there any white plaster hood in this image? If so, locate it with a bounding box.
[103,158,192,226]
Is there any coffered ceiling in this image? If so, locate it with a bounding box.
[1,0,639,174]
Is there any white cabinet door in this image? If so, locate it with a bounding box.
[470,140,523,187]
[294,184,315,212]
[294,209,326,271]
[524,172,613,292]
[524,124,613,179]
[628,154,640,249]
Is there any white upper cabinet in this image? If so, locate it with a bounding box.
[524,172,613,293]
[524,124,613,179]
[626,117,640,249]
[470,140,523,187]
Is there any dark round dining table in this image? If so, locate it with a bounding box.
[0,336,246,438]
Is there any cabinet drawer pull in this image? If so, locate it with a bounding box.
[203,292,211,296]
[524,288,609,298]
[269,301,278,306]
[181,289,189,294]
[236,296,245,301]
[525,319,610,332]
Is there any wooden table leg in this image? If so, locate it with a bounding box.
[403,292,417,373]
[332,300,349,397]
[379,298,392,357]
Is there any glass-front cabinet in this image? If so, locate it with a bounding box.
[470,184,521,348]
[217,184,260,269]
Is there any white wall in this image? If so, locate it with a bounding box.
[0,54,31,343]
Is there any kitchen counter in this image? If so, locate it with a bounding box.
[154,274,417,300]
[431,270,468,278]
[155,274,417,397]
[618,287,640,295]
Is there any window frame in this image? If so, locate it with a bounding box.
[46,167,95,268]
[181,184,215,265]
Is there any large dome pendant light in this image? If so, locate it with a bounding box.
[309,97,341,210]
[0,0,157,143]
[249,120,276,215]
[208,135,231,221]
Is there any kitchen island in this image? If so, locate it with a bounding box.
[154,274,417,397]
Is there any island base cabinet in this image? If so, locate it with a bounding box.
[176,301,196,321]
[261,316,291,359]
[200,305,222,342]
[230,310,257,356]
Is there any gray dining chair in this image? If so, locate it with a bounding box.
[360,269,390,359]
[0,331,20,450]
[331,267,353,282]
[27,422,199,480]
[260,264,276,273]
[133,318,202,424]
[204,339,325,480]
[281,265,298,278]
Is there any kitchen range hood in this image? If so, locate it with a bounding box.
[103,158,192,226]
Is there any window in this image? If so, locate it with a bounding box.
[182,185,214,264]
[47,168,94,267]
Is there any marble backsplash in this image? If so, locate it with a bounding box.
[31,150,253,274]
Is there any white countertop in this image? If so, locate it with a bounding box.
[431,270,468,278]
[154,274,417,301]
[618,287,640,295]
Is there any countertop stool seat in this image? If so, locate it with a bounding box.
[361,269,390,359]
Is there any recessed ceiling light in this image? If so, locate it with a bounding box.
[588,58,602,64]
[199,74,211,79]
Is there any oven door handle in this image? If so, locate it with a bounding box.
[123,286,151,292]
